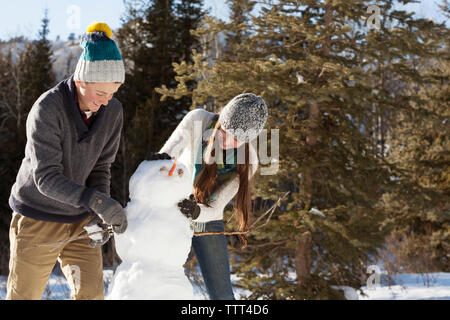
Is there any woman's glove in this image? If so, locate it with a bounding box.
[146,152,172,161]
[177,194,200,220]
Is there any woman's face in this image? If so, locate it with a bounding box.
[218,127,244,150]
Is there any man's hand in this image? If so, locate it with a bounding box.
[83,215,112,248]
[87,191,127,234]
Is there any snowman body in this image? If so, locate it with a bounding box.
[107,160,195,299]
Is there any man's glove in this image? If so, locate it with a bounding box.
[146,152,172,161]
[83,215,112,248]
[87,191,128,234]
[178,194,201,220]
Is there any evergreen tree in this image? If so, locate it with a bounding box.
[0,11,55,274]
[0,51,19,274]
[113,0,204,205]
[380,2,450,273]
[223,0,255,59]
[68,33,76,42]
[176,0,206,62]
[20,9,55,139]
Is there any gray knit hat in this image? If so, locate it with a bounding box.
[219,93,268,142]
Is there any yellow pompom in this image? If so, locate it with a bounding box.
[86,22,112,39]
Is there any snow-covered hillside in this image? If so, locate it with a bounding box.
[0,39,82,82]
[51,39,82,81]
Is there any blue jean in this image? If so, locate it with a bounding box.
[191,220,235,300]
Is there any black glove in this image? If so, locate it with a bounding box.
[146,152,172,161]
[178,194,200,220]
[83,215,112,248]
[87,191,128,234]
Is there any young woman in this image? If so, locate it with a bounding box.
[151,93,268,299]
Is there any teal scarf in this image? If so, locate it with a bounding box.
[193,117,238,200]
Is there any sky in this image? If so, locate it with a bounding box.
[0,0,447,41]
[0,0,229,41]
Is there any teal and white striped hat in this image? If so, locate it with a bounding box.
[74,22,125,83]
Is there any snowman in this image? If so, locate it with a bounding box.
[107,158,196,299]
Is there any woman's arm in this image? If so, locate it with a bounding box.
[159,109,210,159]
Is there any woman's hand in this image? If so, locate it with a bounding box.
[177,194,200,220]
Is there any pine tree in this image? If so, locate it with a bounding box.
[0,50,19,274]
[379,2,450,273]
[223,0,255,58]
[20,9,55,138]
[33,9,55,90]
[104,0,203,267]
[112,0,204,205]
[175,0,206,62]
[0,11,55,274]
[0,10,54,160]
[156,0,448,299]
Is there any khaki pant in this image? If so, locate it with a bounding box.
[6,212,104,300]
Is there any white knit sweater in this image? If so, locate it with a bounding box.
[160,109,258,224]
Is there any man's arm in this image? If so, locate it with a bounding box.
[28,95,87,207]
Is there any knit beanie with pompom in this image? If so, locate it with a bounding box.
[74,22,125,83]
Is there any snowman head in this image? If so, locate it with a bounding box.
[129,159,192,207]
[158,158,184,178]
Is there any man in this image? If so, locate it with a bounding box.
[7,22,127,300]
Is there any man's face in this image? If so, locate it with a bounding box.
[75,81,121,112]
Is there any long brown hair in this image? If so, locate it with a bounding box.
[193,120,253,248]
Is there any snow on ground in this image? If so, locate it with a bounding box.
[0,269,114,300]
[1,271,448,300]
[358,273,450,300]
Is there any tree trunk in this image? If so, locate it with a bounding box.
[295,231,312,286]
[295,101,319,285]
[294,0,331,288]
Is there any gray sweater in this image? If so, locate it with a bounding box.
[9,75,123,223]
